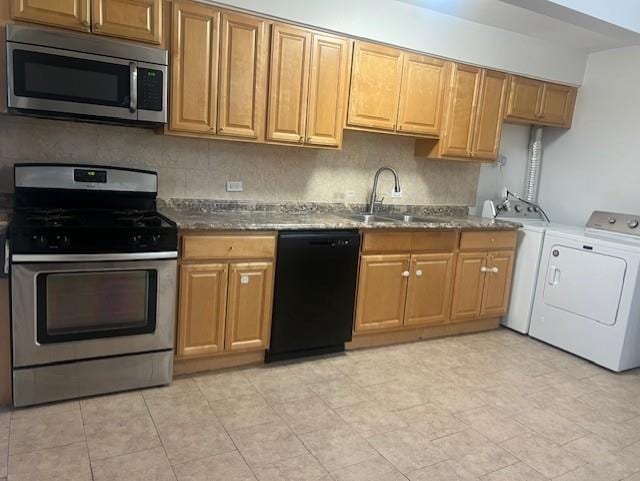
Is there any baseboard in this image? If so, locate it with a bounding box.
[174,350,265,376]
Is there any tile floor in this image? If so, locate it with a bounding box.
[2,328,640,480]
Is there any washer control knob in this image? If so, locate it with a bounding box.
[608,217,617,224]
[514,205,522,213]
[628,220,639,229]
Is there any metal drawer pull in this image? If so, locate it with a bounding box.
[401,270,410,277]
[415,270,423,277]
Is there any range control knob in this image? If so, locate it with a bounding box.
[130,234,142,245]
[33,234,48,249]
[608,217,617,224]
[628,220,639,229]
[150,234,161,246]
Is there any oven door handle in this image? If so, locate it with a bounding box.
[11,251,177,263]
[3,239,8,275]
[129,61,138,114]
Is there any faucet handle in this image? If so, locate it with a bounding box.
[375,195,385,205]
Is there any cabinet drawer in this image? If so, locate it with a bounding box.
[411,231,457,251]
[361,232,412,253]
[182,234,276,260]
[460,230,517,250]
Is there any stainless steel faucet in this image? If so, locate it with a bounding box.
[368,167,401,214]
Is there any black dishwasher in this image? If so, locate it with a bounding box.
[266,230,361,362]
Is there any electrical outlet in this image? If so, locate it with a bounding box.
[226,181,243,192]
[391,189,403,198]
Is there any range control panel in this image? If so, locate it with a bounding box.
[494,199,546,220]
[586,211,640,237]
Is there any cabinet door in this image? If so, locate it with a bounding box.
[267,24,311,143]
[347,41,403,131]
[505,76,543,122]
[177,263,228,358]
[91,0,162,44]
[354,254,410,333]
[170,1,219,134]
[450,252,486,322]
[481,250,515,317]
[217,11,268,140]
[440,64,481,158]
[305,33,351,147]
[404,253,454,327]
[225,262,274,352]
[472,70,508,161]
[539,83,576,127]
[397,54,449,136]
[12,0,91,31]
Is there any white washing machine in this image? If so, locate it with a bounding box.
[482,199,572,334]
[529,211,640,372]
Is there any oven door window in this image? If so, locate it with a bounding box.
[36,270,157,344]
[12,49,130,107]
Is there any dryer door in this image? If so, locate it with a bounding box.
[543,244,626,326]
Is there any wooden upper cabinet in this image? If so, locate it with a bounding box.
[538,83,576,127]
[397,54,449,136]
[505,76,577,127]
[347,41,404,131]
[440,64,482,158]
[225,262,274,352]
[480,250,515,317]
[305,33,351,147]
[12,0,91,31]
[177,263,228,358]
[404,253,454,327]
[267,24,311,143]
[450,252,486,322]
[91,0,162,44]
[169,1,219,134]
[355,254,409,333]
[472,70,508,161]
[217,11,268,140]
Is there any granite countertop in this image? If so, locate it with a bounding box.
[161,207,520,232]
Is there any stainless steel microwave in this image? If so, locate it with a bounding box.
[6,24,168,125]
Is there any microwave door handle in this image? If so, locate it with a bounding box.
[129,62,138,114]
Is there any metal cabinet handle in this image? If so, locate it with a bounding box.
[490,267,499,273]
[415,270,423,277]
[129,62,138,114]
[401,271,410,277]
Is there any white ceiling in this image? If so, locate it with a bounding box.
[395,0,640,52]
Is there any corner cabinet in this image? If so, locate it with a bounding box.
[267,24,351,148]
[12,0,163,44]
[504,75,577,128]
[177,233,276,359]
[414,65,508,162]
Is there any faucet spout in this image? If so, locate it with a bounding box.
[368,167,401,215]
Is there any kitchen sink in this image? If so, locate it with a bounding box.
[379,213,444,223]
[338,213,399,223]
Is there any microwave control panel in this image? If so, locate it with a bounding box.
[138,68,164,112]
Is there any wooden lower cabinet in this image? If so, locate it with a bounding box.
[354,254,409,332]
[177,263,228,358]
[404,253,454,327]
[225,262,274,352]
[480,250,515,317]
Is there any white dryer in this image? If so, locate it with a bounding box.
[529,211,640,372]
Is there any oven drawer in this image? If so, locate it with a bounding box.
[182,234,277,260]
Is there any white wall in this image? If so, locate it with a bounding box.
[212,0,586,85]
[537,46,640,225]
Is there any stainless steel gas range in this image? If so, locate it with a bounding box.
[9,164,178,407]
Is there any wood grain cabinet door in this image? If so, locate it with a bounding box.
[472,69,508,161]
[450,252,486,322]
[267,23,311,143]
[404,253,454,327]
[169,1,219,134]
[305,33,351,147]
[440,64,481,158]
[354,254,410,333]
[177,263,228,358]
[217,11,268,140]
[347,41,404,131]
[225,262,274,352]
[397,54,449,136]
[480,250,515,317]
[12,0,91,31]
[505,75,543,122]
[538,83,576,127]
[91,0,162,44]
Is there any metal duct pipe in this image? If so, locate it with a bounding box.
[524,125,543,203]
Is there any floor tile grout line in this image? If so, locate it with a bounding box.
[141,393,180,481]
